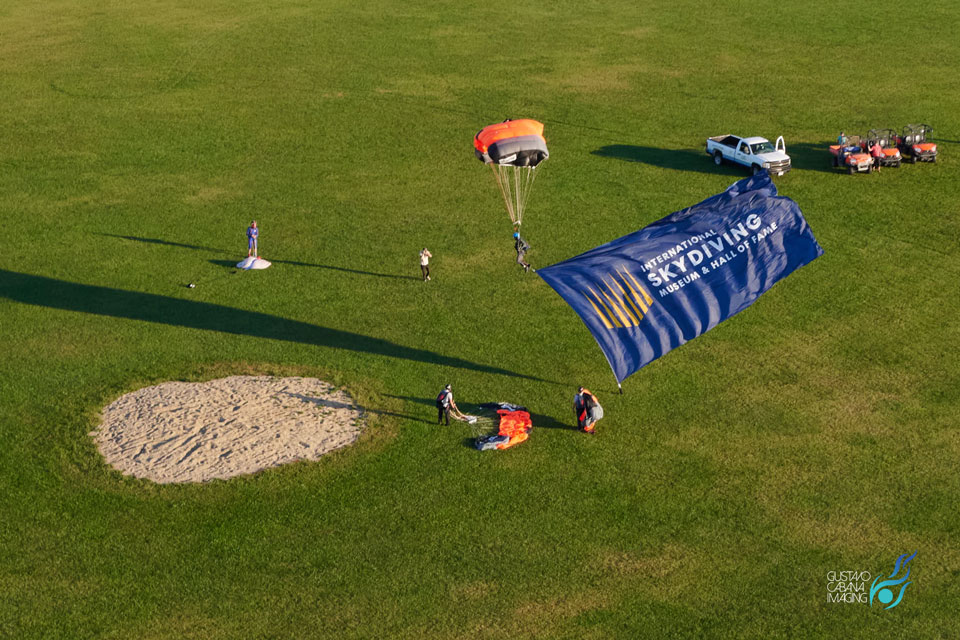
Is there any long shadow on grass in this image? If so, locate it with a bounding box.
[99,235,418,281]
[0,270,539,381]
[279,391,431,424]
[209,260,419,281]
[385,394,573,430]
[98,233,233,255]
[592,145,745,176]
[784,142,844,174]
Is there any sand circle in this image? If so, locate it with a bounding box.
[92,376,364,483]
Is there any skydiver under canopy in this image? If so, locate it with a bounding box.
[514,232,532,273]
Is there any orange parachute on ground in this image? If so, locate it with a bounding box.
[474,404,533,450]
[474,119,549,228]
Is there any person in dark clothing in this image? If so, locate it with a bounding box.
[574,386,603,433]
[436,384,457,425]
[514,232,531,273]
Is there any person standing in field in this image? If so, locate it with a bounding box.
[419,247,433,281]
[247,220,259,258]
[436,384,457,425]
[574,386,603,433]
[870,139,883,173]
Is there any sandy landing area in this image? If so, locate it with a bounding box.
[92,376,364,483]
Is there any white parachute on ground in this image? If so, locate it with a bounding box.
[237,257,271,270]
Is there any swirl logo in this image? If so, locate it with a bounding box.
[869,551,917,610]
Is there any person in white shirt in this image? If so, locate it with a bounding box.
[419,248,433,281]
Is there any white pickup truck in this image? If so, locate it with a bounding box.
[705,134,791,176]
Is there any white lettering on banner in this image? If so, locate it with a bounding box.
[730,223,749,242]
[658,270,701,297]
[632,214,787,298]
[648,214,784,298]
[640,230,717,272]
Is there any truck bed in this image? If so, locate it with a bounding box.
[707,135,739,147]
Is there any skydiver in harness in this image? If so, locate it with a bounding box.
[514,231,532,273]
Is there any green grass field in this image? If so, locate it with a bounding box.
[2,1,959,637]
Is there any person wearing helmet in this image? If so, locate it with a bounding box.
[436,384,457,425]
[514,231,532,273]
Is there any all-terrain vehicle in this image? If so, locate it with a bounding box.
[865,129,902,167]
[830,135,873,174]
[897,124,937,163]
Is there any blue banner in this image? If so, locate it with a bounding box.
[537,172,823,383]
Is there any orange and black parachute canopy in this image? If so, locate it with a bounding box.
[474,119,549,167]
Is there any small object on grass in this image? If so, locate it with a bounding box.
[187,283,196,288]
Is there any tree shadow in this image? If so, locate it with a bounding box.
[0,270,540,381]
[592,145,745,176]
[278,391,431,424]
[208,259,419,281]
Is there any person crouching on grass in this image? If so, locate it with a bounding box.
[574,386,603,433]
[419,247,433,281]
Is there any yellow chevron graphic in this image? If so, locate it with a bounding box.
[584,292,614,329]
[621,268,653,307]
[599,287,634,326]
[586,287,622,328]
[581,267,654,330]
[610,274,645,321]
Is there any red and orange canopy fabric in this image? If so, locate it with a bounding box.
[473,119,549,227]
[494,409,532,449]
[474,119,548,167]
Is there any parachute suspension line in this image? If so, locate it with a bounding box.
[487,162,540,229]
[513,165,522,226]
[490,164,517,225]
[517,166,538,228]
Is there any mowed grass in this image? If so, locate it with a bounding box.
[2,0,959,637]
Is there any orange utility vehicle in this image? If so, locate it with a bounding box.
[865,129,902,168]
[897,124,937,164]
[830,135,873,174]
